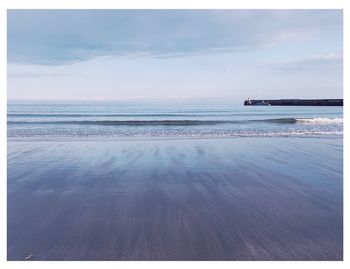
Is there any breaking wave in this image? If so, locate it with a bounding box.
[295,117,343,124]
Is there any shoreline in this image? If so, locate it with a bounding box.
[7,133,343,143]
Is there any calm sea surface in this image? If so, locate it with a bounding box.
[7,104,343,139]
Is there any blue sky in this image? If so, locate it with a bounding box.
[7,10,343,103]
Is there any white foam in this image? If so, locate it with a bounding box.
[296,117,343,124]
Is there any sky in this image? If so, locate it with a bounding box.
[7,10,343,104]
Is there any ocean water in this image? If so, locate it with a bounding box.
[7,103,343,260]
[7,104,343,139]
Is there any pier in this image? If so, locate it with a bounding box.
[244,99,343,106]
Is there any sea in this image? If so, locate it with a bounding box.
[7,103,343,139]
[7,103,343,260]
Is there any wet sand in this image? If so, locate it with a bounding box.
[7,137,343,260]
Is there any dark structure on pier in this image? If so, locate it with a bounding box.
[244,99,343,106]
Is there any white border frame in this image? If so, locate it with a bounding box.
[0,1,348,268]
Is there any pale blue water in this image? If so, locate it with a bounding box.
[7,104,343,139]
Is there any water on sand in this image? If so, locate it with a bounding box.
[7,137,343,260]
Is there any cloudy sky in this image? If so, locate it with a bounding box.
[7,10,343,104]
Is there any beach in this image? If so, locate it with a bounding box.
[7,137,343,260]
